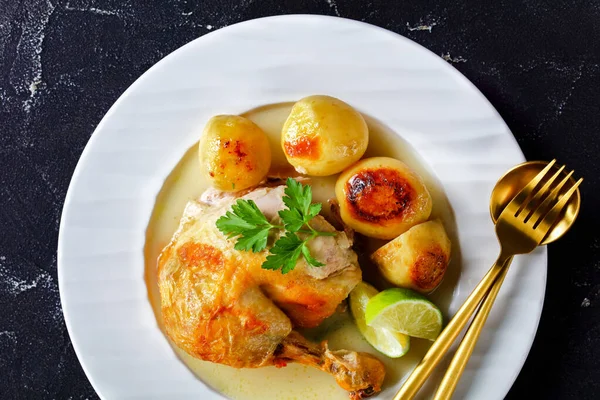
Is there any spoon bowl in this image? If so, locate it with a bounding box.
[490,160,581,244]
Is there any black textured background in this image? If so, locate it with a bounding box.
[1,1,599,399]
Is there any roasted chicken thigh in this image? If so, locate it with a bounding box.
[158,182,385,398]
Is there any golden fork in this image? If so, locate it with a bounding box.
[394,160,583,400]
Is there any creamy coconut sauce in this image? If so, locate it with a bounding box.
[144,103,460,399]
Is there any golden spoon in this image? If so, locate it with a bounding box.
[395,160,582,400]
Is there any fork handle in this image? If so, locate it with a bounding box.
[433,256,513,400]
[393,252,512,400]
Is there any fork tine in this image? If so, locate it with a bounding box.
[534,178,582,238]
[520,165,566,222]
[528,170,574,227]
[503,160,556,217]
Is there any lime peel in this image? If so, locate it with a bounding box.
[365,287,443,341]
[349,282,410,358]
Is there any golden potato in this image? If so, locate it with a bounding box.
[199,115,271,191]
[335,157,432,239]
[371,220,451,293]
[281,95,368,176]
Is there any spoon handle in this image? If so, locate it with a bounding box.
[393,252,511,400]
[433,256,514,400]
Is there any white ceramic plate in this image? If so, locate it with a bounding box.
[58,15,546,400]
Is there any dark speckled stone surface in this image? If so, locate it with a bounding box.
[1,1,599,399]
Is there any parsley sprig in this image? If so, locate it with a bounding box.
[216,178,335,274]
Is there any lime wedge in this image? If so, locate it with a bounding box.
[349,282,410,358]
[365,288,443,340]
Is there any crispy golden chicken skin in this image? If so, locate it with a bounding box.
[157,183,385,397]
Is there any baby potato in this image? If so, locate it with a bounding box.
[199,115,271,191]
[372,219,451,293]
[335,157,432,239]
[281,95,368,176]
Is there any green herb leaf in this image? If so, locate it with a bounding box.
[262,232,305,274]
[233,227,272,252]
[282,177,313,218]
[216,199,275,252]
[301,244,325,268]
[307,203,322,220]
[279,179,323,232]
[232,199,271,226]
[278,208,305,232]
[216,210,256,238]
[216,179,334,273]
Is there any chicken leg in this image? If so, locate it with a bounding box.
[275,331,385,399]
[158,183,386,398]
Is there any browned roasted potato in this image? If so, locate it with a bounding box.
[199,115,271,191]
[334,157,432,239]
[281,95,368,176]
[371,219,451,293]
